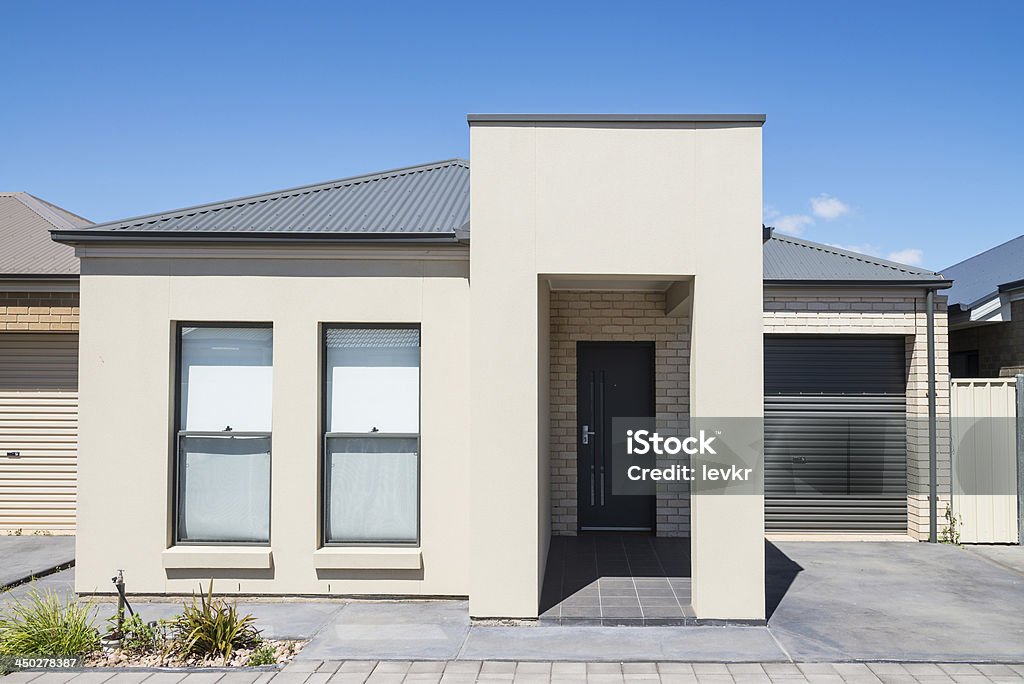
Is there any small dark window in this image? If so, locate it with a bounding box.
[950,350,979,378]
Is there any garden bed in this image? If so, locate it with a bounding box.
[1,581,306,670]
[84,639,304,668]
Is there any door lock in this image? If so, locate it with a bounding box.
[581,424,596,445]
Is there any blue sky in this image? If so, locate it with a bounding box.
[1,1,1021,270]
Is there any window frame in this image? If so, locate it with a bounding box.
[172,321,274,547]
[320,323,421,548]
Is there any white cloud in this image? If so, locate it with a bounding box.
[825,243,925,267]
[886,248,924,266]
[773,214,814,236]
[810,193,850,220]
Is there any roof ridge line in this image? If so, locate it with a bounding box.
[84,158,468,231]
[771,233,938,277]
[10,192,83,232]
[27,193,92,225]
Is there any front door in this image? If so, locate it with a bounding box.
[577,342,655,532]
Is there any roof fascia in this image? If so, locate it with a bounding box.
[0,276,79,293]
[763,279,951,289]
[52,230,461,247]
[468,113,766,125]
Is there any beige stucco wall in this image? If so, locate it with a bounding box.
[470,120,765,620]
[75,248,472,596]
[548,290,691,537]
[763,289,951,540]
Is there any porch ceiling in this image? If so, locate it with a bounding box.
[544,275,689,292]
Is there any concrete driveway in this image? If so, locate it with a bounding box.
[766,541,1024,662]
[0,535,74,588]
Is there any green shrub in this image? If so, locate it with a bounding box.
[168,581,261,661]
[112,613,162,655]
[0,587,99,657]
[940,503,962,545]
[246,642,277,666]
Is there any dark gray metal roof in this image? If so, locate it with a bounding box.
[47,156,940,290]
[0,192,90,276]
[468,113,766,125]
[941,235,1024,309]
[763,231,945,285]
[57,159,468,243]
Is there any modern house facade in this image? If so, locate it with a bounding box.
[943,235,1024,378]
[0,192,89,533]
[53,115,951,622]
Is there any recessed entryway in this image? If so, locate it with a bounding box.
[540,535,692,625]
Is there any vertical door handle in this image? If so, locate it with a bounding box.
[581,425,595,445]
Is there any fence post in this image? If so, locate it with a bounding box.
[1017,374,1023,545]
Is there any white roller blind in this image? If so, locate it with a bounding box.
[178,436,271,543]
[180,327,273,432]
[326,437,418,543]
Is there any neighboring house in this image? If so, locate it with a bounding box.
[52,115,950,622]
[942,235,1024,377]
[0,192,90,533]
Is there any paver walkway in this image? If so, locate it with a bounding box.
[5,661,1024,683]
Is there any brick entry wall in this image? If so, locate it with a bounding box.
[0,291,80,331]
[549,291,691,537]
[763,291,950,540]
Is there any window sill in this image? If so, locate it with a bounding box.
[162,546,273,570]
[313,547,422,570]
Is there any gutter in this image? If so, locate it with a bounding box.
[50,230,463,246]
[764,279,952,289]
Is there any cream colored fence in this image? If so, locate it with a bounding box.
[950,378,1020,543]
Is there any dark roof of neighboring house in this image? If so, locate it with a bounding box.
[0,192,90,277]
[50,159,943,287]
[941,235,1024,309]
[763,231,945,285]
[55,159,469,243]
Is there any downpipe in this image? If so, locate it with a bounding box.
[927,288,938,543]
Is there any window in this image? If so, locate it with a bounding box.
[323,326,420,545]
[175,325,272,544]
[950,350,980,378]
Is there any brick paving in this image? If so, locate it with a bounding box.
[5,661,1024,684]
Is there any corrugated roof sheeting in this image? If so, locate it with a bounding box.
[89,159,469,235]
[763,233,942,282]
[941,235,1024,308]
[0,193,88,275]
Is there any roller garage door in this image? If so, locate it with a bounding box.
[0,333,78,532]
[764,335,908,532]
